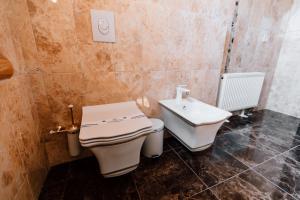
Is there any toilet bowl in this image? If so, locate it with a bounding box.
[79,101,152,177]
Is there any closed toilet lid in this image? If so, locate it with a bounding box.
[79,101,152,142]
[80,128,152,147]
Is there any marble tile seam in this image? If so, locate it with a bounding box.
[186,188,220,200]
[175,143,298,199]
[251,168,298,200]
[246,144,300,198]
[169,146,217,198]
[187,168,250,199]
[218,125,296,155]
[170,146,243,200]
[249,144,300,170]
[216,134,286,167]
[60,180,67,200]
[132,178,142,200]
[170,146,207,184]
[282,144,300,164]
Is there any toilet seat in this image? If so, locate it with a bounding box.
[80,128,152,147]
[79,101,153,147]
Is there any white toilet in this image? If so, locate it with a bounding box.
[79,101,152,178]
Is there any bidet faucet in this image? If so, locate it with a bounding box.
[176,85,190,104]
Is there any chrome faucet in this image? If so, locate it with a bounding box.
[176,85,190,104]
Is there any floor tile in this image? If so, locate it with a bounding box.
[68,156,99,179]
[216,125,232,136]
[249,110,300,132]
[215,132,278,167]
[164,135,183,150]
[254,154,300,199]
[132,150,206,199]
[224,115,253,130]
[236,125,300,153]
[189,189,218,200]
[245,109,281,124]
[253,123,300,141]
[42,163,70,188]
[39,183,65,200]
[175,146,248,187]
[284,146,300,163]
[63,174,139,200]
[210,170,296,200]
[39,109,300,200]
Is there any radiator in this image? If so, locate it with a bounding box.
[217,72,265,111]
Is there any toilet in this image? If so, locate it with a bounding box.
[79,101,152,178]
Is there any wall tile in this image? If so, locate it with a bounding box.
[190,68,221,105]
[0,0,48,199]
[1,0,289,171]
[267,1,300,118]
[27,0,82,73]
[228,0,293,107]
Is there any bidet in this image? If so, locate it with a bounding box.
[160,97,232,151]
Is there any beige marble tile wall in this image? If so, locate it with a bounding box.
[7,0,292,167]
[226,0,294,108]
[25,0,237,166]
[267,0,300,118]
[0,0,48,199]
[0,0,295,198]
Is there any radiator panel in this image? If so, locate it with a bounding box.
[217,72,265,111]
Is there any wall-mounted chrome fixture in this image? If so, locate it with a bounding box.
[49,105,81,157]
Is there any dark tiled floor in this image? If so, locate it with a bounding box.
[39,109,300,200]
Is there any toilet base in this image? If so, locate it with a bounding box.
[102,164,138,178]
[167,130,213,152]
[89,135,147,177]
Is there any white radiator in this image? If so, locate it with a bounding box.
[217,72,265,111]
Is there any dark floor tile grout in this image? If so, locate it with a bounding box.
[187,188,220,200]
[181,141,299,199]
[168,132,300,200]
[186,144,298,198]
[214,143,300,197]
[218,139,280,168]
[250,144,300,169]
[169,148,208,188]
[243,145,300,199]
[132,176,142,200]
[284,145,300,164]
[188,169,250,199]
[60,178,68,200]
[218,126,290,155]
[251,168,298,200]
[170,146,223,200]
[162,148,173,153]
[170,147,207,185]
